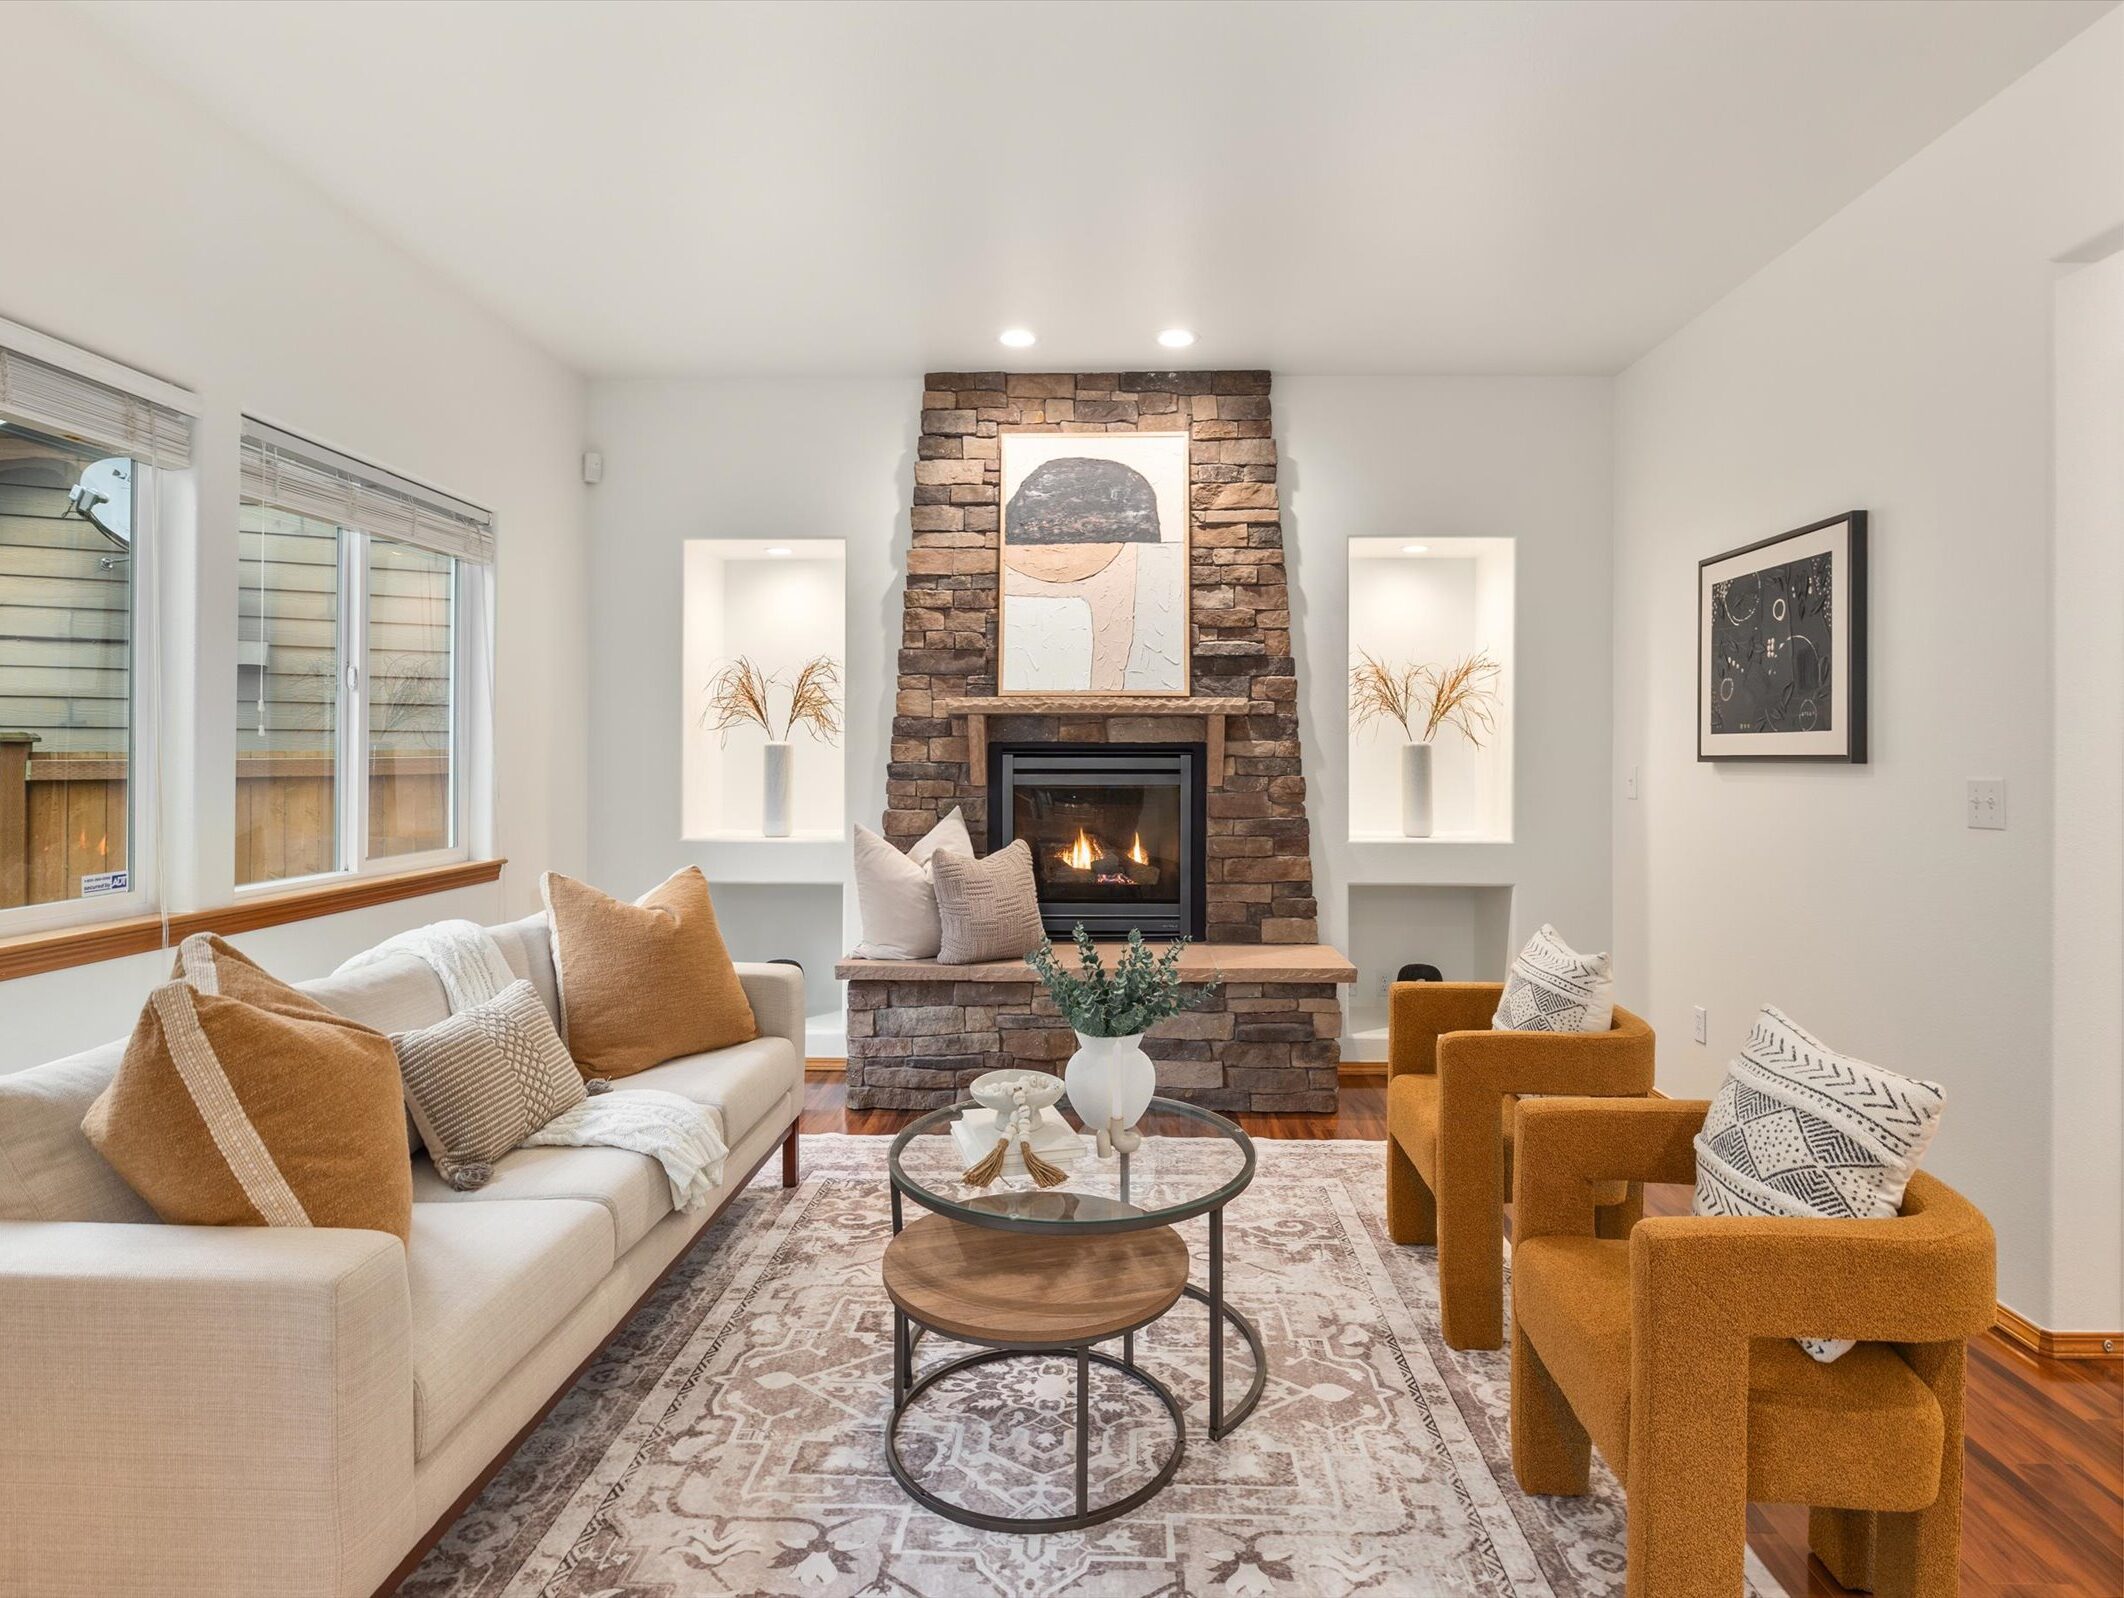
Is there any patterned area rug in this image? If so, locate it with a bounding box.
[403,1136,1787,1598]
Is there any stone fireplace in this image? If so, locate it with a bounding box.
[837,369,1352,1112]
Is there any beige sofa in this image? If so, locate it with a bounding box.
[0,912,806,1598]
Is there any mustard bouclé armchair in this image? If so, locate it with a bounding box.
[1509,1098,1996,1598]
[1384,981,1656,1350]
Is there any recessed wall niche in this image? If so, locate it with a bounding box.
[1346,536,1514,842]
[681,539,846,843]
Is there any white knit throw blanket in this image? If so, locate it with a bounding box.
[338,920,729,1211]
[338,918,515,1009]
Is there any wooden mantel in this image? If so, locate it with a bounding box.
[937,696,1252,784]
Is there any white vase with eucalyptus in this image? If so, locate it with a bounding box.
[1028,926,1221,1158]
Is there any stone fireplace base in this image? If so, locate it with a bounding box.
[834,943,1356,1113]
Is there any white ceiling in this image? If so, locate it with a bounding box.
[78,0,2112,377]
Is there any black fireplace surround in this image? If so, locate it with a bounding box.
[987,742,1207,940]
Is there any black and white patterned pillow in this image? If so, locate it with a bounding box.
[1492,924,1614,1033]
[1694,1005,1946,1361]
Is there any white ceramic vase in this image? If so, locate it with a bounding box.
[1400,741,1434,838]
[1063,1031,1156,1138]
[762,741,793,837]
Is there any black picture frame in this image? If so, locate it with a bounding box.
[1697,510,1867,763]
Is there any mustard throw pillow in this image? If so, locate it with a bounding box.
[542,866,758,1077]
[82,934,414,1240]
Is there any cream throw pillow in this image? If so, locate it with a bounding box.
[81,934,413,1241]
[931,840,1046,964]
[542,866,758,1077]
[851,806,974,959]
[394,980,586,1190]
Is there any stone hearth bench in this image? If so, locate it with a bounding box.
[834,944,1357,1113]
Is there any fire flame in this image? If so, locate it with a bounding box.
[1059,827,1096,871]
[1127,832,1148,866]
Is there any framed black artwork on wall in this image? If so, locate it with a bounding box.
[1698,510,1867,762]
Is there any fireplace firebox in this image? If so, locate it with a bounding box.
[988,743,1207,939]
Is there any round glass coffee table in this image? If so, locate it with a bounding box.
[882,1096,1265,1531]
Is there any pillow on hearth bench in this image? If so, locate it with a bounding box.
[850,806,974,960]
[930,839,1046,965]
[81,934,413,1240]
[1693,1004,1946,1362]
[542,866,758,1077]
[1492,923,1614,1033]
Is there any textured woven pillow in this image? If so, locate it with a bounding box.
[931,840,1046,964]
[81,934,413,1240]
[543,866,758,1077]
[1493,924,1614,1033]
[394,980,586,1190]
[1694,1004,1946,1362]
[851,806,973,959]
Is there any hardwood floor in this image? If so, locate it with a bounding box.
[801,1076,2124,1597]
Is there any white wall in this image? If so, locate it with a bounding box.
[1280,378,1615,1044]
[584,375,1614,1047]
[1612,10,2124,1326]
[583,378,915,1011]
[0,4,588,1071]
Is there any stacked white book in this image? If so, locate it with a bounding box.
[950,1106,1086,1181]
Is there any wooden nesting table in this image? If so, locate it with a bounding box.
[881,1096,1264,1532]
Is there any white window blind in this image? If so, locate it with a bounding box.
[0,343,194,468]
[239,420,494,565]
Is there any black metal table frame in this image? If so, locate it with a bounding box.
[884,1098,1266,1532]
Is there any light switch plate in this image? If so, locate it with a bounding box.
[1966,779,2007,830]
[1692,1006,1708,1044]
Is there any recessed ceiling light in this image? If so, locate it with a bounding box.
[1402,543,1430,555]
[998,328,1037,348]
[765,545,793,557]
[1157,328,1196,349]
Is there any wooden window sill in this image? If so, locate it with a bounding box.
[0,858,506,983]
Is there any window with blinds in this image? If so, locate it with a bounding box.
[237,422,488,885]
[0,328,191,930]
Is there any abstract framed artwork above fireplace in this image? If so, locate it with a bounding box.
[987,742,1207,939]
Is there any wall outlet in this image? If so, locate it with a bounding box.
[1377,972,1392,998]
[1691,1005,1708,1045]
[1966,779,2006,830]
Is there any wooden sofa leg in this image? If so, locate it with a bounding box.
[1810,1507,1879,1591]
[1511,1323,1590,1496]
[1385,1135,1436,1245]
[781,1124,799,1188]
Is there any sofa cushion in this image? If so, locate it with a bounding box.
[488,911,563,1028]
[298,954,453,1035]
[0,1043,153,1223]
[613,1035,798,1147]
[409,1144,671,1256]
[406,1198,614,1458]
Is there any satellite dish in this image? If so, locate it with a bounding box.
[69,457,132,549]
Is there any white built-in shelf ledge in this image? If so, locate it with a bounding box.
[1348,830,1512,845]
[937,696,1252,785]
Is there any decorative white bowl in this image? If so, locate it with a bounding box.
[968,1068,1066,1115]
